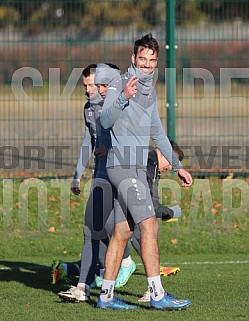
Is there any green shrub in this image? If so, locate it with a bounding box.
[0,6,20,27]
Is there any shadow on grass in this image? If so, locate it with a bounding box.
[0,260,78,294]
[0,260,150,309]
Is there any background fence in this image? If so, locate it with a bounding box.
[0,0,249,178]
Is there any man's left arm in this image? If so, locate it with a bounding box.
[150,102,192,187]
[150,103,182,171]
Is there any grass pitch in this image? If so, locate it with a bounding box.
[0,254,248,321]
[0,177,249,320]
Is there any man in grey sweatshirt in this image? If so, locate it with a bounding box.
[97,34,193,310]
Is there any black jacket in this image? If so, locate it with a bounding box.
[147,150,174,220]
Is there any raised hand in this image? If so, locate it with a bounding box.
[123,76,139,100]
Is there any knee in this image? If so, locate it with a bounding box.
[113,222,133,242]
[83,225,92,240]
[140,216,159,237]
[84,225,108,241]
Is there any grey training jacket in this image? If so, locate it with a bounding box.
[100,71,182,171]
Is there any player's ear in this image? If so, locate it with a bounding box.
[131,54,135,64]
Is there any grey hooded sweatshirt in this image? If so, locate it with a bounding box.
[100,64,182,171]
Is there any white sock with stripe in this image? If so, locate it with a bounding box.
[147,275,164,301]
[100,279,115,302]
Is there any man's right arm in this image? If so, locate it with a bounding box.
[73,127,92,180]
[100,77,128,129]
[100,76,139,129]
[71,105,94,194]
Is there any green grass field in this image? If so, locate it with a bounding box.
[0,177,249,320]
[0,254,248,321]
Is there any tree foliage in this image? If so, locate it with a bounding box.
[0,1,248,29]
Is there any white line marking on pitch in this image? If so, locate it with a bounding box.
[136,260,249,266]
[1,260,249,270]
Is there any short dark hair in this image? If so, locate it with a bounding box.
[82,63,97,78]
[134,33,159,57]
[105,63,120,71]
[170,140,184,161]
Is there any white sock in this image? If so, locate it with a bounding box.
[77,283,90,294]
[100,279,115,302]
[147,275,164,301]
[121,255,133,267]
